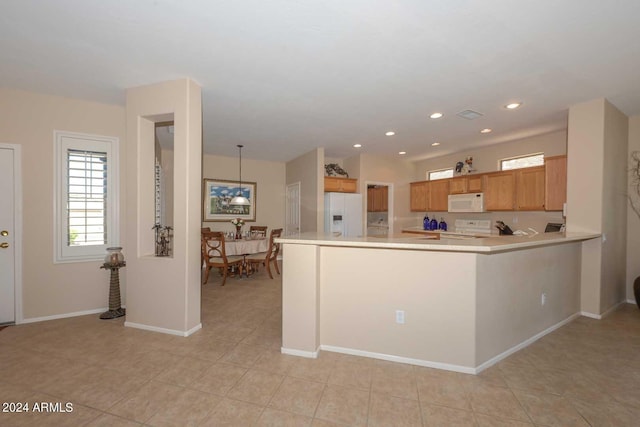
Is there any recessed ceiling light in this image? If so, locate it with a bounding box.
[505,102,522,110]
[430,112,443,119]
[398,151,406,155]
[385,131,395,136]
[431,142,440,146]
[353,144,362,148]
[480,128,492,134]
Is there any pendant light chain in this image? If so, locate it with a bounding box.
[238,144,243,195]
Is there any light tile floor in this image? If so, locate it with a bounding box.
[2,266,640,426]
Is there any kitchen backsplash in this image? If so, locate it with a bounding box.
[410,211,564,234]
[367,212,388,225]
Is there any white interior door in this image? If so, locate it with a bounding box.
[285,182,300,235]
[0,147,15,324]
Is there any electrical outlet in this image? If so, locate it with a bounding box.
[395,310,405,324]
[541,292,547,306]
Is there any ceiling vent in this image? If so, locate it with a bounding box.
[456,110,484,120]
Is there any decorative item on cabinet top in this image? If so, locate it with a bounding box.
[324,163,349,177]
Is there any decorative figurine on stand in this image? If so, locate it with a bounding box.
[461,156,474,175]
[99,247,126,319]
[153,224,173,256]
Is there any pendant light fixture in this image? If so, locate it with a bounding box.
[230,144,250,206]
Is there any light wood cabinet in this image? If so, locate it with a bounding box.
[516,166,545,210]
[544,155,567,211]
[410,181,429,211]
[410,179,450,212]
[484,171,516,211]
[449,177,467,194]
[367,186,388,212]
[468,175,483,193]
[449,175,483,194]
[325,177,357,193]
[429,179,450,211]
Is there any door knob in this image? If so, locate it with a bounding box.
[0,242,8,249]
[0,230,7,236]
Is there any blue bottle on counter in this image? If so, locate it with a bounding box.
[438,218,447,231]
[430,217,438,231]
[423,214,430,230]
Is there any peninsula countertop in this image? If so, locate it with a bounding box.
[277,231,601,253]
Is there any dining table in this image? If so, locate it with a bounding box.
[224,236,268,277]
[224,236,268,256]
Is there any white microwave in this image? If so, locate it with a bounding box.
[448,193,485,213]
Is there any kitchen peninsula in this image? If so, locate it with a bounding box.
[278,231,599,374]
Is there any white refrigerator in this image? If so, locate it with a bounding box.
[324,192,363,237]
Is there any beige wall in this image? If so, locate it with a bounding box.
[319,247,477,368]
[125,79,202,335]
[286,148,324,233]
[281,240,582,372]
[358,154,416,232]
[627,115,640,302]
[0,88,126,320]
[600,101,628,311]
[202,154,285,233]
[567,98,628,315]
[413,130,567,180]
[475,243,581,365]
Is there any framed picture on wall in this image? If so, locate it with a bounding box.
[203,178,257,222]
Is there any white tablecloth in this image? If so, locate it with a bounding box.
[225,238,268,256]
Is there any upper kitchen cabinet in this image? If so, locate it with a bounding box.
[515,166,545,210]
[484,171,516,211]
[367,186,388,212]
[410,181,429,211]
[449,175,483,194]
[428,179,450,211]
[325,176,357,193]
[544,155,567,211]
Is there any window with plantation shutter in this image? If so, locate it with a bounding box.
[54,131,119,263]
[67,149,107,246]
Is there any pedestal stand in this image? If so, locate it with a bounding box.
[100,261,126,319]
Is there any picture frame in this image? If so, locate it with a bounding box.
[203,178,257,222]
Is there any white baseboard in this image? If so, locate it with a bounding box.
[474,312,581,374]
[580,311,601,319]
[125,321,202,337]
[20,308,108,324]
[292,312,582,375]
[320,345,476,374]
[281,347,319,358]
[581,299,628,320]
[627,298,637,305]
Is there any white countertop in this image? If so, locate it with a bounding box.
[277,231,600,253]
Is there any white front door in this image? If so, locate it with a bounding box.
[285,182,301,235]
[0,147,15,324]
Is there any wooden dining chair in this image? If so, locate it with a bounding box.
[202,231,244,286]
[201,227,211,266]
[246,228,282,279]
[249,225,268,238]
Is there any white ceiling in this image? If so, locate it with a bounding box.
[3,0,640,162]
